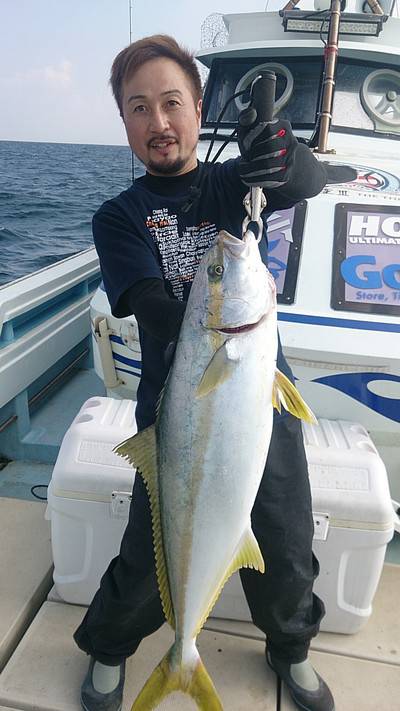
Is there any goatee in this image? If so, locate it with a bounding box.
[147,157,187,175]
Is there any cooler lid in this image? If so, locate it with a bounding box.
[50,397,137,498]
[304,419,395,529]
[51,438,135,500]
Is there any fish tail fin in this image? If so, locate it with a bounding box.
[131,642,223,711]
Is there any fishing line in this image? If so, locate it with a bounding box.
[181,90,246,213]
[204,89,246,164]
[207,128,238,164]
[129,0,135,183]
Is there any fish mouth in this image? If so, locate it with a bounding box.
[213,314,266,335]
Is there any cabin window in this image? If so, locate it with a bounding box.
[202,56,400,138]
[332,59,400,134]
[202,57,322,129]
[332,63,374,131]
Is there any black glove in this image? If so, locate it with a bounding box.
[238,108,298,190]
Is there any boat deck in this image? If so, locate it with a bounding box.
[0,366,399,710]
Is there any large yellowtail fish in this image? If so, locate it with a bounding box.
[115,229,315,710]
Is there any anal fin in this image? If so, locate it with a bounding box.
[195,527,265,636]
[231,528,265,574]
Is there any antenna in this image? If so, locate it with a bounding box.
[129,0,135,182]
[390,0,399,16]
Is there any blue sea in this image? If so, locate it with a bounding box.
[0,140,144,286]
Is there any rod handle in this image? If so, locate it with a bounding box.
[251,71,276,123]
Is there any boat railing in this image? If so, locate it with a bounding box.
[0,250,101,461]
[0,248,100,345]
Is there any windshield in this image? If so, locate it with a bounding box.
[202,57,321,129]
[202,56,400,137]
[333,59,400,135]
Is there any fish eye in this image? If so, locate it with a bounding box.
[207,264,224,281]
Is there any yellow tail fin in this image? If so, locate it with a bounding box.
[131,643,223,711]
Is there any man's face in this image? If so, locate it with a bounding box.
[121,57,202,176]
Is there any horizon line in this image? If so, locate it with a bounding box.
[0,138,129,148]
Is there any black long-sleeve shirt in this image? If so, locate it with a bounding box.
[93,157,326,428]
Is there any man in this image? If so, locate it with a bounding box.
[74,35,335,711]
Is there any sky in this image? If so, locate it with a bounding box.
[0,0,285,146]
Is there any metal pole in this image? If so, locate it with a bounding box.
[281,0,302,10]
[316,0,341,154]
[365,0,384,14]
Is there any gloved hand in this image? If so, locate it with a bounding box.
[238,107,299,190]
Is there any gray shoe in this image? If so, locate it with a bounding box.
[81,657,125,711]
[266,650,335,711]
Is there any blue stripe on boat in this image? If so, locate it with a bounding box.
[313,372,400,423]
[115,366,141,378]
[278,313,400,333]
[112,351,142,368]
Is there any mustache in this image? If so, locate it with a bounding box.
[148,135,177,146]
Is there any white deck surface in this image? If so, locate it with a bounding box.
[0,499,399,710]
[280,651,400,711]
[0,499,53,672]
[0,602,277,711]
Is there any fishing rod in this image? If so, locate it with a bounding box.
[241,71,277,242]
[129,0,135,183]
[187,72,277,223]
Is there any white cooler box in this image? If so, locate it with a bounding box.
[211,418,395,633]
[47,400,394,634]
[47,397,137,605]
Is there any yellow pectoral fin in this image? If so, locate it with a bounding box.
[274,369,317,424]
[196,342,237,398]
[272,379,282,414]
[114,427,175,629]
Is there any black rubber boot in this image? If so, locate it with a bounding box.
[266,649,335,711]
[80,658,125,711]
